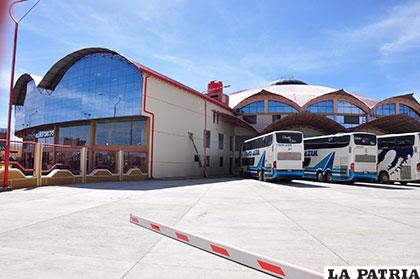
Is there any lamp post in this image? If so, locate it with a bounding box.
[2,0,41,191]
[98,93,122,117]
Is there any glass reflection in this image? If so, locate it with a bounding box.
[337,101,365,114]
[15,53,143,131]
[95,119,147,146]
[307,100,333,113]
[239,101,264,114]
[267,101,298,113]
[59,125,90,146]
[372,103,396,115]
[400,104,419,118]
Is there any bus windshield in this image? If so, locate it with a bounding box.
[354,134,376,146]
[276,132,302,144]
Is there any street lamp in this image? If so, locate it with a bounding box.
[2,0,41,191]
[98,93,122,117]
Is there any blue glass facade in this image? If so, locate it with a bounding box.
[239,101,264,114]
[267,101,298,113]
[307,100,334,113]
[337,101,365,114]
[372,103,396,115]
[15,53,143,130]
[400,104,419,118]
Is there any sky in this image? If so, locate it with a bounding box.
[1,0,420,127]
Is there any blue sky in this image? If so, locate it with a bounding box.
[1,0,420,127]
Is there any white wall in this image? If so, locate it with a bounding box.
[143,76,256,178]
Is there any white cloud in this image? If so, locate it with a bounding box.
[329,1,420,63]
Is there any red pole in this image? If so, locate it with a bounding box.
[3,21,19,189]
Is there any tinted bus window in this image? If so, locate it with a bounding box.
[304,135,350,149]
[396,135,414,148]
[378,137,396,149]
[276,132,302,144]
[263,135,273,147]
[354,134,376,146]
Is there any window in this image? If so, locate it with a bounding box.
[304,135,350,149]
[95,119,146,145]
[400,104,419,118]
[204,130,210,148]
[263,135,273,147]
[276,132,302,144]
[307,100,334,113]
[354,134,376,146]
[59,124,90,146]
[239,101,265,114]
[372,103,396,115]
[335,115,366,128]
[379,135,415,149]
[123,152,147,173]
[337,101,365,114]
[229,136,233,151]
[235,136,251,151]
[242,135,273,151]
[218,133,224,150]
[272,115,281,122]
[219,156,223,167]
[267,101,298,113]
[243,115,257,124]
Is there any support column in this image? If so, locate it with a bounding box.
[80,147,87,183]
[34,143,43,187]
[118,150,124,181]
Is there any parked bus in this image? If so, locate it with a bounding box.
[241,131,304,181]
[303,132,378,182]
[377,132,420,184]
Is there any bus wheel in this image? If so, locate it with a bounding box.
[378,171,390,184]
[316,171,325,182]
[258,170,264,181]
[325,171,333,183]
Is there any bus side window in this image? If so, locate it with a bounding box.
[263,135,272,147]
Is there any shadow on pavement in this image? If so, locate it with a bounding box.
[47,177,242,191]
[273,180,329,188]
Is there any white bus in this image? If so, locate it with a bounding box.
[377,132,420,184]
[303,132,378,182]
[241,131,304,181]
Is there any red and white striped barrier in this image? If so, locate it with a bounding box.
[129,213,323,279]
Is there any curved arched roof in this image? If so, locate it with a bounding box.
[229,84,377,109]
[372,93,420,113]
[13,47,232,111]
[235,90,301,112]
[352,114,420,133]
[261,112,346,134]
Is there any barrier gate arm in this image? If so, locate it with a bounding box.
[129,213,323,279]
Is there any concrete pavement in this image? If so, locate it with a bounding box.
[0,178,419,278]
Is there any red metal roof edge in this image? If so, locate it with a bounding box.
[131,61,233,112]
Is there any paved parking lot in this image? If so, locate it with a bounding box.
[0,178,419,278]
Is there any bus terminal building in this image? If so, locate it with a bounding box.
[8,47,420,181]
